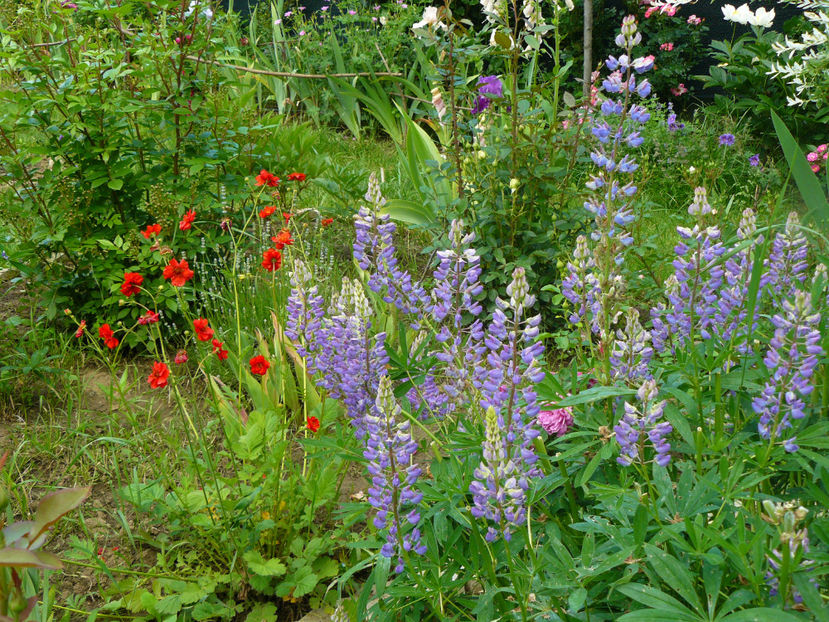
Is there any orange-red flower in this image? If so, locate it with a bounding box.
[138,310,159,325]
[282,212,291,224]
[120,272,143,297]
[307,416,320,432]
[259,205,277,218]
[193,318,214,342]
[322,217,334,226]
[162,258,194,287]
[249,354,270,376]
[255,169,280,187]
[212,338,229,360]
[142,223,161,239]
[148,362,170,389]
[179,210,196,231]
[98,324,119,349]
[74,320,86,338]
[262,248,282,271]
[271,228,293,250]
[287,172,306,182]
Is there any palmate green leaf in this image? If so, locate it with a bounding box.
[771,110,828,234]
[556,385,636,407]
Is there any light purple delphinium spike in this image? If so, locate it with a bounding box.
[365,375,425,573]
[614,379,671,467]
[353,174,426,316]
[562,235,600,334]
[752,291,823,451]
[469,267,545,541]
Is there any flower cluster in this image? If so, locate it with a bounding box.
[752,291,823,452]
[721,3,775,28]
[353,174,424,316]
[768,0,829,106]
[609,308,653,383]
[469,267,545,541]
[805,143,828,174]
[563,15,652,351]
[364,375,425,572]
[614,380,672,467]
[761,212,809,301]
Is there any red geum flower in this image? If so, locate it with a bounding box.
[162,258,194,287]
[322,217,334,227]
[179,210,196,231]
[255,169,280,187]
[307,416,320,433]
[142,223,161,239]
[74,320,86,338]
[282,212,291,224]
[259,205,277,218]
[271,228,293,250]
[193,318,214,342]
[287,172,306,182]
[212,338,229,360]
[138,310,160,325]
[249,354,270,376]
[262,247,282,271]
[174,349,188,364]
[120,272,143,297]
[148,361,170,389]
[98,324,119,349]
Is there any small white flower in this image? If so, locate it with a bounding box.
[412,6,445,31]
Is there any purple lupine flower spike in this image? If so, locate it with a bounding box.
[365,375,425,572]
[615,379,671,467]
[761,212,809,301]
[752,291,823,451]
[354,173,425,316]
[470,267,545,542]
[609,307,653,383]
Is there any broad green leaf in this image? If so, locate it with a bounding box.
[0,548,62,569]
[382,198,435,226]
[29,487,90,545]
[617,583,699,619]
[721,607,806,622]
[771,110,828,233]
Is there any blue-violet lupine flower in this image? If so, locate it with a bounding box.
[609,307,653,383]
[752,290,823,451]
[614,379,672,467]
[761,211,809,301]
[365,375,426,572]
[353,174,425,316]
[470,267,545,541]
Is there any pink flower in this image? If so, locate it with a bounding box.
[644,6,657,17]
[664,5,676,15]
[671,83,688,96]
[812,164,821,173]
[807,152,819,162]
[659,42,674,51]
[817,144,827,154]
[538,408,574,437]
[687,14,702,25]
[348,9,357,14]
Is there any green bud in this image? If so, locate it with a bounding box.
[762,499,777,521]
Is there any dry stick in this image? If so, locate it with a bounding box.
[183,55,402,79]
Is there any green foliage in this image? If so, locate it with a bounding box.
[0,454,89,622]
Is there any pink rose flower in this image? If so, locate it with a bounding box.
[538,408,574,437]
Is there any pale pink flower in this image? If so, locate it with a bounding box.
[538,408,574,437]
